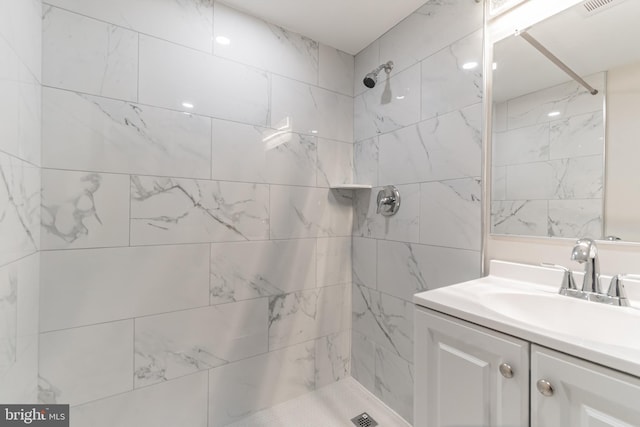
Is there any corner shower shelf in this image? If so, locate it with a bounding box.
[329,184,372,190]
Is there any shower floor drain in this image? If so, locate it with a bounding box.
[350,412,378,427]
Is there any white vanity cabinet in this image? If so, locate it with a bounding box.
[532,345,640,426]
[414,307,530,427]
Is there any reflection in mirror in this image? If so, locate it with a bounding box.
[490,0,640,242]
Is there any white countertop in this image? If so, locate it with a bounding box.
[414,260,640,378]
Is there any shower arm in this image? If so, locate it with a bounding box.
[518,31,599,96]
[372,61,394,75]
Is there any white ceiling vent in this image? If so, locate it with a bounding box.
[581,0,625,15]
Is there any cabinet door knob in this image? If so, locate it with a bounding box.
[536,379,554,396]
[499,363,514,378]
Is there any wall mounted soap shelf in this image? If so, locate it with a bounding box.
[329,184,372,190]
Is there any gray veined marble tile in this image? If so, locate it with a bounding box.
[354,63,421,142]
[210,239,317,305]
[0,152,39,267]
[549,199,603,239]
[41,169,130,250]
[0,265,17,375]
[492,166,507,201]
[421,29,483,121]
[549,111,604,160]
[134,299,268,388]
[268,284,349,351]
[351,330,376,394]
[42,87,212,178]
[40,244,210,331]
[319,44,355,96]
[410,103,482,183]
[352,284,413,363]
[0,0,42,82]
[72,372,208,427]
[316,139,353,188]
[376,241,481,302]
[491,200,547,236]
[38,320,133,406]
[0,36,41,166]
[139,35,270,126]
[505,162,554,200]
[43,0,214,53]
[208,342,316,427]
[352,237,377,290]
[270,186,352,239]
[213,3,319,85]
[315,330,350,388]
[130,176,269,245]
[550,155,603,200]
[354,137,378,187]
[374,345,414,424]
[42,6,138,101]
[492,123,550,167]
[420,178,482,251]
[316,237,351,288]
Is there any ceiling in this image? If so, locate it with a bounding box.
[217,0,428,55]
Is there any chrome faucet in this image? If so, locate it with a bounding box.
[571,238,601,294]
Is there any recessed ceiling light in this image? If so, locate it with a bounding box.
[215,36,231,45]
[182,102,194,109]
[548,111,561,117]
[462,61,478,70]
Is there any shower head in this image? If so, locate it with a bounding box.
[362,61,394,88]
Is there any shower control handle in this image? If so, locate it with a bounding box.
[376,186,401,216]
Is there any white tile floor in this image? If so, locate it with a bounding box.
[226,377,411,427]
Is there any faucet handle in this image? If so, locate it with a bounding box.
[541,263,577,293]
[607,274,640,307]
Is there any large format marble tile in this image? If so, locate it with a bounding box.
[492,166,507,201]
[376,241,481,302]
[315,330,350,388]
[208,342,316,427]
[319,45,354,96]
[353,137,378,187]
[491,200,548,236]
[42,6,138,101]
[0,0,42,81]
[72,372,208,427]
[212,119,317,185]
[352,285,413,363]
[0,254,39,403]
[213,3,318,85]
[268,284,349,350]
[0,152,39,266]
[492,123,550,167]
[38,320,133,406]
[421,30,483,121]
[44,0,214,53]
[139,35,270,126]
[549,111,604,160]
[353,184,420,243]
[506,73,605,130]
[130,176,269,245]
[379,0,483,79]
[41,169,129,250]
[0,36,41,165]
[316,237,351,288]
[316,139,352,188]
[134,299,268,388]
[270,186,352,239]
[271,75,353,143]
[505,162,554,200]
[353,40,380,97]
[420,178,482,251]
[352,237,377,290]
[40,244,209,331]
[374,345,414,424]
[354,63,421,142]
[549,199,602,238]
[351,330,376,394]
[210,239,316,305]
[42,87,212,178]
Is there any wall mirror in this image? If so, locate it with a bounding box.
[489,0,640,242]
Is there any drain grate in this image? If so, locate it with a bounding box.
[350,412,378,427]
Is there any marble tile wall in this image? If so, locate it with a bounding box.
[352,0,484,422]
[0,0,41,404]
[39,1,354,426]
[491,73,605,238]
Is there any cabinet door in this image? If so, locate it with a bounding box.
[415,308,529,427]
[532,345,640,427]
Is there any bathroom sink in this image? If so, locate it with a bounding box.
[414,260,640,378]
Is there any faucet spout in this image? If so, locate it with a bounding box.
[571,238,601,294]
